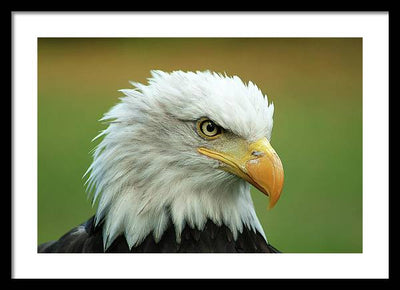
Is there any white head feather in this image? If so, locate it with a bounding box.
[84,70,275,249]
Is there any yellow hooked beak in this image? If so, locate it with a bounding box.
[198,137,284,209]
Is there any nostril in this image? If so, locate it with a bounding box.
[251,151,265,157]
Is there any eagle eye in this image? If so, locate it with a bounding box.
[197,118,223,139]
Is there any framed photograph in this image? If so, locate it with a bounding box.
[12,12,389,279]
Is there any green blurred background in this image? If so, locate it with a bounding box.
[38,38,362,253]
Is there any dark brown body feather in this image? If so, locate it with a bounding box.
[38,216,280,253]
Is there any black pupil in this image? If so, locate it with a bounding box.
[206,122,216,132]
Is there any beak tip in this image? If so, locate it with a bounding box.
[267,196,279,210]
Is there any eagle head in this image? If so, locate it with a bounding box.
[84,70,284,250]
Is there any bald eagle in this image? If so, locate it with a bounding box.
[38,70,284,253]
